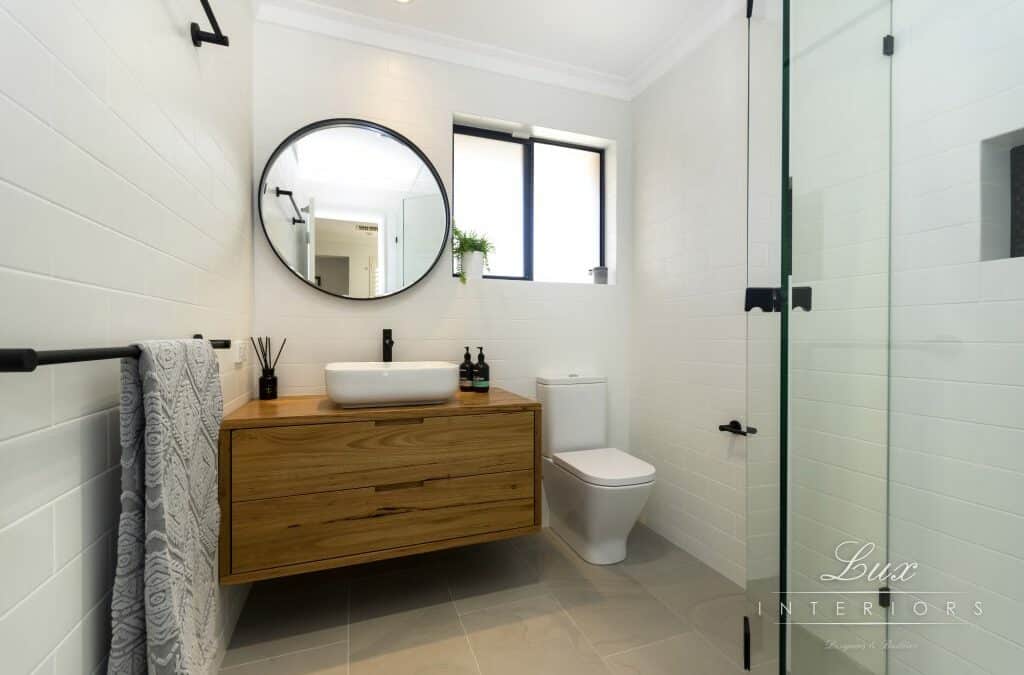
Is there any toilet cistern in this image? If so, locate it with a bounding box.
[536,374,656,565]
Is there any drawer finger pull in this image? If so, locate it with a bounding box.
[374,480,427,492]
[373,418,425,426]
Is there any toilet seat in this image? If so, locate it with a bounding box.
[553,448,656,487]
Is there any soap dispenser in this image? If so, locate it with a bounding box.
[473,347,490,393]
[459,347,474,392]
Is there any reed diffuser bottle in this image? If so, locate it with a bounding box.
[252,336,286,400]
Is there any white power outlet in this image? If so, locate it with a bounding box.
[233,341,247,366]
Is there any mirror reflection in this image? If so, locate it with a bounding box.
[259,120,449,299]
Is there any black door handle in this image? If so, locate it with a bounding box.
[719,420,757,436]
[743,615,751,670]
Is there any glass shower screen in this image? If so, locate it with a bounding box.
[785,1,893,673]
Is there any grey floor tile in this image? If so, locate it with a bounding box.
[605,632,744,675]
[220,641,349,674]
[645,556,745,620]
[348,570,477,675]
[225,528,766,675]
[222,571,349,669]
[444,540,547,615]
[513,529,633,592]
[462,594,610,675]
[690,593,778,669]
[619,525,711,588]
[551,578,691,657]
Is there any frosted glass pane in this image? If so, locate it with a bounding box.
[533,144,601,283]
[453,134,524,278]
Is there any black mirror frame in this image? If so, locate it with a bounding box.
[257,118,452,301]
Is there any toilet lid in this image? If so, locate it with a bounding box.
[553,448,656,487]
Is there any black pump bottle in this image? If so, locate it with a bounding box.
[459,347,474,392]
[473,347,490,393]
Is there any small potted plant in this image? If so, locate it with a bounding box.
[452,225,494,284]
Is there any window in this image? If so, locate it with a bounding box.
[453,125,605,282]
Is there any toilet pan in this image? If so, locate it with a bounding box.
[543,448,655,565]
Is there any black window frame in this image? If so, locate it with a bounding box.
[452,124,606,282]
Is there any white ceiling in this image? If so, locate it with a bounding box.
[257,0,738,99]
[309,0,714,78]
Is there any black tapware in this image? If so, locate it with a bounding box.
[382,329,395,362]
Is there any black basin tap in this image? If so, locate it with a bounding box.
[382,329,395,362]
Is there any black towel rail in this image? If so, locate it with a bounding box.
[0,335,231,373]
[191,0,230,47]
[273,187,306,225]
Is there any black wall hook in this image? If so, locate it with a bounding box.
[191,0,229,47]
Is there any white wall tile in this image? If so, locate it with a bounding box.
[0,508,53,615]
[251,22,634,450]
[53,593,110,675]
[0,413,108,530]
[629,7,779,585]
[0,537,108,675]
[0,0,254,671]
[52,468,120,569]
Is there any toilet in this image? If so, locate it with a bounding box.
[536,375,655,565]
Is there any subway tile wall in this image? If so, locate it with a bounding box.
[251,22,634,452]
[630,8,752,586]
[888,1,1024,673]
[0,1,255,673]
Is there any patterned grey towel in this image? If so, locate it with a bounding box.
[108,340,223,675]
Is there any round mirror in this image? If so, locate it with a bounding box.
[258,119,450,300]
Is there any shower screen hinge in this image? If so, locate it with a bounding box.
[745,287,812,312]
[883,34,895,56]
[879,586,892,609]
[792,286,812,311]
[745,287,782,312]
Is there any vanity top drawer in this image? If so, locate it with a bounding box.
[231,469,534,573]
[231,411,535,501]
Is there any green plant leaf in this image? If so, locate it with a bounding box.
[453,225,495,282]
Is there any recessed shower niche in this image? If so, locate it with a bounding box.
[980,128,1024,260]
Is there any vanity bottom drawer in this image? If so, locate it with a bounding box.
[231,470,534,573]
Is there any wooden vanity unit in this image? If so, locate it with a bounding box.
[217,388,542,584]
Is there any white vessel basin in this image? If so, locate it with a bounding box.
[325,361,459,407]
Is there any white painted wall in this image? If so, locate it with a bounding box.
[0,1,255,673]
[630,4,751,585]
[888,1,1024,673]
[252,21,633,450]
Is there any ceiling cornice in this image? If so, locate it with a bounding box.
[627,2,743,98]
[255,0,740,102]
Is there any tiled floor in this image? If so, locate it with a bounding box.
[221,525,780,674]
